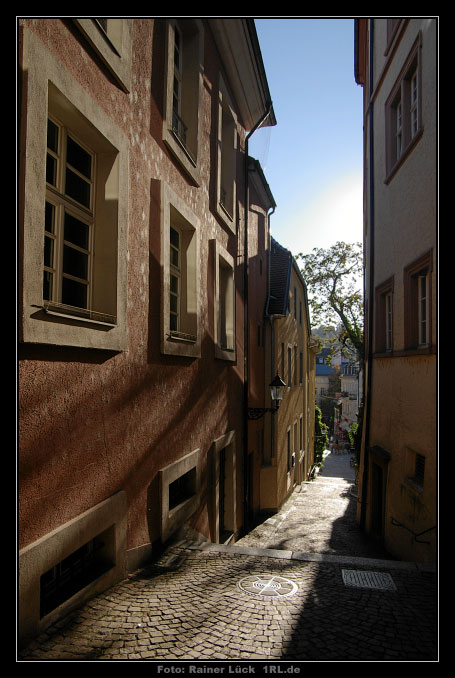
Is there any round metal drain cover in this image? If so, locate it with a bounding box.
[238,574,298,598]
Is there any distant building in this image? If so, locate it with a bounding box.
[259,238,317,512]
[340,362,362,431]
[355,18,437,563]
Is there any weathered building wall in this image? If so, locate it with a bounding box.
[18,17,281,644]
[19,18,245,556]
[355,18,437,563]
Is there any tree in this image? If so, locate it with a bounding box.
[314,405,328,467]
[297,242,364,361]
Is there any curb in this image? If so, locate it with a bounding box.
[185,541,437,572]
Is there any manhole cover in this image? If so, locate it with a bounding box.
[238,574,298,598]
[341,569,396,591]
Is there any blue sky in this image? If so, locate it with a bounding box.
[249,18,364,257]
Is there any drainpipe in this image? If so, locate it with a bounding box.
[266,206,276,460]
[360,19,375,529]
[243,103,273,533]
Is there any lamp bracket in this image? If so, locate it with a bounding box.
[247,405,279,420]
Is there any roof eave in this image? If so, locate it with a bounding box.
[208,18,276,131]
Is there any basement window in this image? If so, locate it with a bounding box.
[169,467,197,511]
[40,526,115,618]
[414,454,425,487]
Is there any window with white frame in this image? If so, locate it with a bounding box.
[385,292,393,351]
[163,19,204,185]
[418,272,429,346]
[385,36,422,181]
[161,183,201,357]
[404,250,433,350]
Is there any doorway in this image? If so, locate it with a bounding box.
[211,431,237,544]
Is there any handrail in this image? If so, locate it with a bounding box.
[390,517,436,545]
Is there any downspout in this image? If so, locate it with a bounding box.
[243,103,273,533]
[360,19,375,529]
[266,206,276,460]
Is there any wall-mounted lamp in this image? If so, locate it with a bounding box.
[247,373,287,420]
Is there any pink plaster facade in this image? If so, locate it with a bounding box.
[18,18,278,643]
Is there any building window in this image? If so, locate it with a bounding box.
[385,35,422,181]
[216,75,238,231]
[163,19,204,185]
[161,183,201,357]
[159,448,201,542]
[20,32,128,352]
[386,19,402,48]
[299,351,303,384]
[288,346,292,388]
[374,277,394,353]
[385,292,393,351]
[414,453,425,488]
[403,250,433,350]
[44,118,100,318]
[73,19,132,92]
[213,241,236,361]
[93,18,123,54]
[169,226,181,333]
[294,345,298,385]
[169,467,197,511]
[40,527,114,619]
[418,273,429,346]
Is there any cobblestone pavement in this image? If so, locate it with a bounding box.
[236,450,392,559]
[18,452,438,663]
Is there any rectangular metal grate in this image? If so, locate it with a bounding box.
[342,569,396,591]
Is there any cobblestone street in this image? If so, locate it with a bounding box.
[18,452,438,663]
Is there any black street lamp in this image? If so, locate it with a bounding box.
[247,373,287,420]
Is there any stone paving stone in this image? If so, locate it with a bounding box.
[18,452,437,662]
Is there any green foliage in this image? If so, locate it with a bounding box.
[297,242,364,361]
[314,405,328,467]
[348,408,363,466]
[348,423,358,447]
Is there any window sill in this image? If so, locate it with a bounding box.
[215,345,236,362]
[168,331,197,344]
[42,302,117,327]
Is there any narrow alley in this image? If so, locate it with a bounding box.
[18,451,437,663]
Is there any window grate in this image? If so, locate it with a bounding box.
[40,527,114,618]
